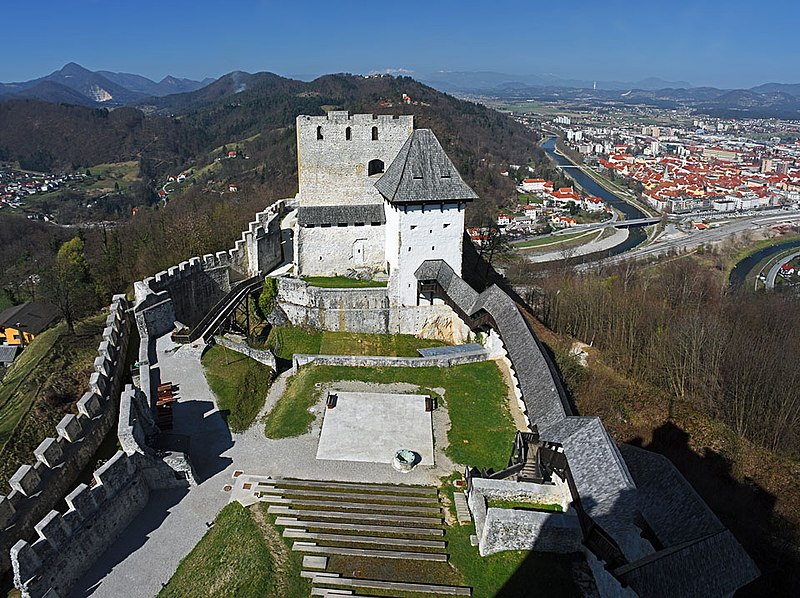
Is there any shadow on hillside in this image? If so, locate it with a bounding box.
[629,421,797,596]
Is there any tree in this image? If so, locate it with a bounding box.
[40,237,95,334]
[258,278,279,319]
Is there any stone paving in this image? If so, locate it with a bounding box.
[71,335,457,597]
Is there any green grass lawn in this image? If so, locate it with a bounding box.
[267,326,447,361]
[201,345,273,433]
[302,276,388,288]
[486,498,563,512]
[0,314,109,482]
[513,230,594,249]
[159,502,310,598]
[264,361,513,470]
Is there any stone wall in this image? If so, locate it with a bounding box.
[467,477,580,556]
[291,347,491,374]
[297,221,385,277]
[296,112,413,207]
[212,335,277,371]
[10,451,150,598]
[0,295,131,576]
[277,278,391,334]
[276,277,472,344]
[133,201,284,332]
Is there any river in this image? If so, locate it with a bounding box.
[729,239,800,289]
[541,137,648,257]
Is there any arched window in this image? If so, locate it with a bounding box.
[371,126,379,141]
[368,159,384,176]
[345,126,352,141]
[316,126,323,140]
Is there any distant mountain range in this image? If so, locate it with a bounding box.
[2,63,800,120]
[418,71,694,92]
[0,63,214,106]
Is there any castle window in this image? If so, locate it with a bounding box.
[368,159,384,176]
[432,246,435,251]
[316,126,323,140]
[443,223,450,228]
[346,127,351,141]
[372,126,379,141]
[410,225,417,230]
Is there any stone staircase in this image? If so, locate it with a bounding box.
[260,477,472,596]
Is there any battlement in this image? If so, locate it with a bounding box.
[0,295,132,576]
[11,451,150,598]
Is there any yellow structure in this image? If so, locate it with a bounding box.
[0,302,60,346]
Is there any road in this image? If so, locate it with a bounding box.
[765,250,800,290]
[591,212,800,269]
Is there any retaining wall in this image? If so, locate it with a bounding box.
[291,349,491,374]
[0,295,131,577]
[213,335,277,371]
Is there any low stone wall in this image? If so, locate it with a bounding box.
[291,349,490,374]
[467,477,579,556]
[213,335,277,371]
[11,451,150,598]
[0,295,131,577]
[479,507,582,556]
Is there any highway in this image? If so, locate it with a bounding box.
[765,250,800,290]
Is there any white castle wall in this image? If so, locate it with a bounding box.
[297,222,385,277]
[386,201,466,306]
[296,112,413,207]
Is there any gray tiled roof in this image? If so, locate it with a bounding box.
[414,259,758,595]
[0,302,60,335]
[375,129,478,204]
[614,530,760,598]
[297,204,385,227]
[619,444,722,545]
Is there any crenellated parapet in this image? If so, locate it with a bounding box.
[11,451,150,598]
[133,200,285,334]
[0,295,132,576]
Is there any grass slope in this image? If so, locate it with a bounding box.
[159,502,309,598]
[201,345,273,433]
[267,326,447,361]
[264,361,513,469]
[0,314,107,482]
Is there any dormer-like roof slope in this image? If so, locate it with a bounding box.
[375,129,478,204]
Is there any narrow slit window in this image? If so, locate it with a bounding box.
[316,126,323,140]
[345,127,351,141]
[372,126,379,140]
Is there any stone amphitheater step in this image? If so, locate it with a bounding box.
[267,478,438,497]
[452,492,472,525]
[310,589,355,597]
[274,517,445,536]
[266,497,442,515]
[259,486,441,506]
[314,576,472,595]
[292,542,448,562]
[268,506,443,525]
[283,528,447,549]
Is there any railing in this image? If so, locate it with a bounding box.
[189,275,262,342]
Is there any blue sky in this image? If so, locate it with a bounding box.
[3,0,798,88]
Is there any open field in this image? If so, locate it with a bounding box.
[201,345,273,433]
[267,326,447,361]
[264,361,513,470]
[513,230,596,249]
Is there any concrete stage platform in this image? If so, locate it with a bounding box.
[316,392,434,465]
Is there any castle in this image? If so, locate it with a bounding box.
[294,111,476,308]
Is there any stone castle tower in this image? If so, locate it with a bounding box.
[294,111,476,307]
